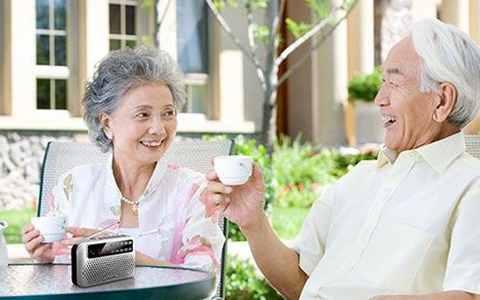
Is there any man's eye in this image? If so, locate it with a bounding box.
[389,80,399,87]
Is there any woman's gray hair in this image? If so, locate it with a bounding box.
[411,18,480,128]
[82,47,186,152]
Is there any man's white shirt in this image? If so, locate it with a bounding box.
[294,132,480,299]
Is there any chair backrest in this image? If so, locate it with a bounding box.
[465,135,480,160]
[38,139,234,299]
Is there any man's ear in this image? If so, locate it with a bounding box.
[99,113,113,139]
[432,82,457,123]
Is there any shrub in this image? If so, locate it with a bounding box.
[272,136,337,208]
[348,68,382,102]
[203,134,378,237]
[272,138,378,208]
[225,255,282,300]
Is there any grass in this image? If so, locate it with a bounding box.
[271,206,309,240]
[0,208,36,244]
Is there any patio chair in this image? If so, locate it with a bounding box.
[38,139,234,300]
[465,134,480,160]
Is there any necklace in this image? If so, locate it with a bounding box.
[120,196,140,215]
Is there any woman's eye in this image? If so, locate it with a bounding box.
[136,112,149,118]
[161,110,176,119]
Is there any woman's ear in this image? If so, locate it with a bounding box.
[99,113,113,140]
[432,82,457,123]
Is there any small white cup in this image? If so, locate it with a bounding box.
[214,155,253,186]
[31,216,66,243]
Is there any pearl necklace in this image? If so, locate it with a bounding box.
[120,195,140,215]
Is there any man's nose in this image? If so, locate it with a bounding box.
[374,86,390,107]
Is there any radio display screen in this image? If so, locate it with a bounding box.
[87,240,134,258]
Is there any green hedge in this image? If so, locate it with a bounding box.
[225,255,282,300]
[348,68,382,102]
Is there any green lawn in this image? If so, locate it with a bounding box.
[0,208,36,244]
[271,206,309,240]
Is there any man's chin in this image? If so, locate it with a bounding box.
[383,136,399,151]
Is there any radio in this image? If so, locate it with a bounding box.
[71,234,135,287]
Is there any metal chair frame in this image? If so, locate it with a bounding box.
[38,139,234,299]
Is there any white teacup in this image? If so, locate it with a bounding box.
[214,155,253,186]
[31,216,66,243]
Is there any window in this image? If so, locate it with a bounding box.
[176,0,209,114]
[109,0,137,50]
[35,0,69,110]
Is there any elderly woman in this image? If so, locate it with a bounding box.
[22,47,226,272]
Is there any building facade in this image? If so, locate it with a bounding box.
[284,0,480,146]
[0,0,260,209]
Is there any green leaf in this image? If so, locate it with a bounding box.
[212,0,238,11]
[254,25,270,44]
[246,0,268,9]
[306,0,330,20]
[139,0,155,9]
[285,18,313,39]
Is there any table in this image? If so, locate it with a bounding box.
[0,263,215,299]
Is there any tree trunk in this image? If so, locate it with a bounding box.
[261,91,277,149]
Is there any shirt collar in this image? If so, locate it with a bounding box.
[415,132,465,173]
[104,152,169,206]
[376,132,465,172]
[377,146,398,168]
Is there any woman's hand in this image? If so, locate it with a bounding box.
[135,251,170,266]
[62,227,103,246]
[205,164,266,232]
[22,223,55,263]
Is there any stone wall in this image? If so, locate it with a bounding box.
[0,131,87,210]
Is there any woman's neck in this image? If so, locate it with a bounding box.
[111,152,155,201]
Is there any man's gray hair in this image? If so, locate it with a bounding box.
[411,18,480,128]
[82,47,186,152]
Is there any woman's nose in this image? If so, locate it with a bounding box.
[148,117,167,135]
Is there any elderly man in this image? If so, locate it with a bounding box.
[207,19,480,299]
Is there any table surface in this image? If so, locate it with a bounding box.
[0,263,215,299]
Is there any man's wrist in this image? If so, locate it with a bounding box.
[239,211,269,239]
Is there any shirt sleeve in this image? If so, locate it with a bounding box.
[443,182,480,294]
[292,183,335,275]
[177,174,226,273]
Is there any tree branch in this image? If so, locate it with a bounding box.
[274,2,353,68]
[274,1,356,90]
[274,0,287,37]
[156,0,174,32]
[205,0,267,89]
[245,3,257,51]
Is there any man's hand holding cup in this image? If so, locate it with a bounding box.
[205,155,266,234]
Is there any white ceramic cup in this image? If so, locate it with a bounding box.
[214,155,253,186]
[31,216,66,243]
